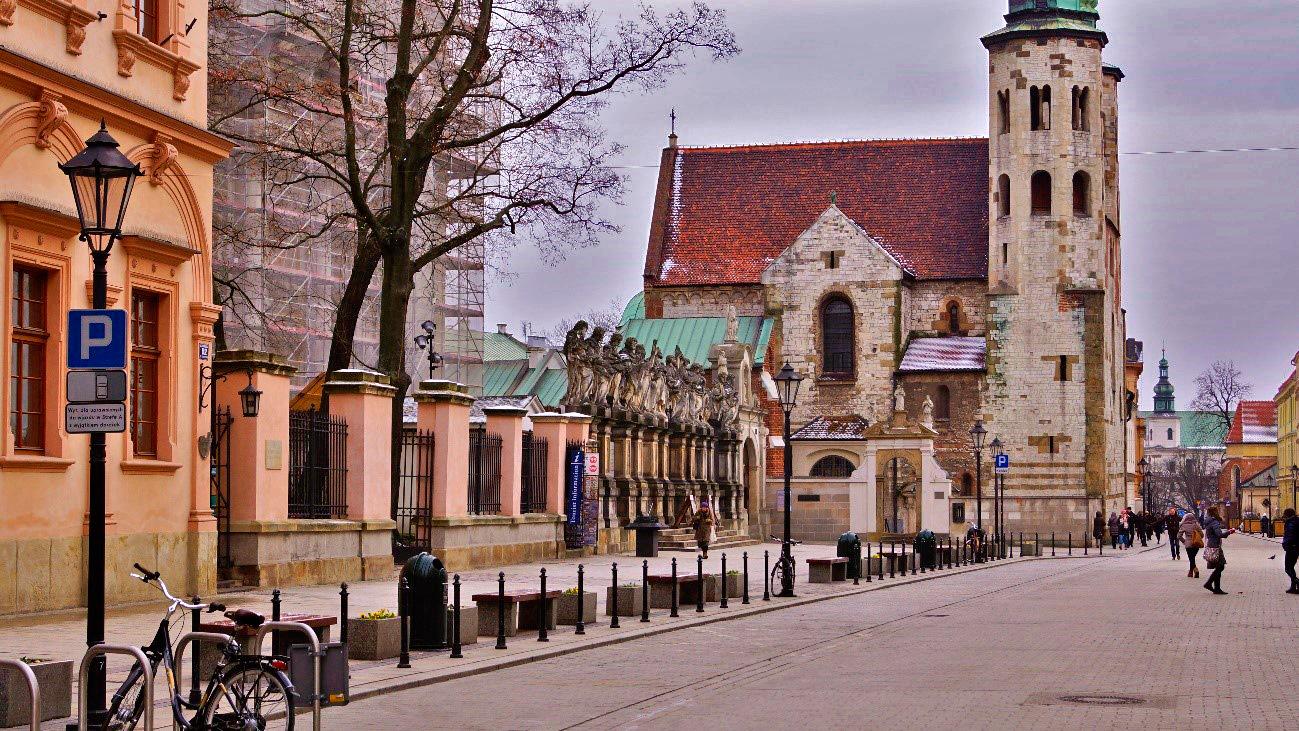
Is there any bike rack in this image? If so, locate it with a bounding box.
[252,621,322,731]
[171,631,239,730]
[0,658,40,731]
[78,644,154,731]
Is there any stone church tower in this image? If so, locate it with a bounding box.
[982,0,1128,520]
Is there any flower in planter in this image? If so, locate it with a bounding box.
[19,656,48,665]
[562,586,582,595]
[621,583,641,588]
[726,570,740,576]
[359,609,396,620]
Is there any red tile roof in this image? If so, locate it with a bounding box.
[1227,400,1278,444]
[645,138,990,286]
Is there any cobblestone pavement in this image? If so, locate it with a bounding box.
[323,535,1299,730]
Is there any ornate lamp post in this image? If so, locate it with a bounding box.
[970,420,987,542]
[774,362,803,597]
[60,121,142,722]
[413,319,443,380]
[1138,456,1149,513]
[991,437,1003,542]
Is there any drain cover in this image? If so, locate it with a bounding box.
[1058,695,1145,706]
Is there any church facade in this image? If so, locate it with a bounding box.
[638,0,1129,537]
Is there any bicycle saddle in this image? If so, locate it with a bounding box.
[225,608,265,628]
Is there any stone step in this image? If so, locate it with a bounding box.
[659,535,757,552]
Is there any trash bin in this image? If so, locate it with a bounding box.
[629,515,667,557]
[837,532,862,579]
[400,552,448,650]
[913,530,937,569]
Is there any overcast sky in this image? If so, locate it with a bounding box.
[485,0,1299,408]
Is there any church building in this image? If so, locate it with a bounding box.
[636,0,1129,537]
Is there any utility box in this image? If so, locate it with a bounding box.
[288,641,349,707]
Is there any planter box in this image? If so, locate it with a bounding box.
[347,617,402,661]
[556,592,599,625]
[0,658,72,725]
[606,585,645,617]
[1017,541,1042,557]
[445,605,479,645]
[723,573,742,598]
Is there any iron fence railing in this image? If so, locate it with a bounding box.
[468,430,503,515]
[520,432,549,513]
[288,408,348,519]
[393,429,436,562]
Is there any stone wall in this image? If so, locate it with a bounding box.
[646,285,765,319]
[907,280,987,337]
[898,372,984,492]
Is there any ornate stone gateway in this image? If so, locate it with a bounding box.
[561,317,761,547]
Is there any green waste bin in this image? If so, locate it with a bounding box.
[913,530,937,569]
[400,552,448,650]
[837,532,862,579]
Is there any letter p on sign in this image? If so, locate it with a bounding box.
[67,309,128,369]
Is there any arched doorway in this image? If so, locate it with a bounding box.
[877,456,919,534]
[743,438,760,532]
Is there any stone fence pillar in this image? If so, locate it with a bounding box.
[530,413,569,515]
[215,351,296,523]
[414,380,475,518]
[323,370,396,521]
[484,406,528,516]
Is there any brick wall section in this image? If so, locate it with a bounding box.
[899,372,984,492]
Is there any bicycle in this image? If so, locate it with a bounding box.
[102,563,296,730]
[769,536,803,595]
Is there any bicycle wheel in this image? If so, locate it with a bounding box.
[203,662,295,730]
[103,665,149,731]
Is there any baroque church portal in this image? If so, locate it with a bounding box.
[637,0,1129,538]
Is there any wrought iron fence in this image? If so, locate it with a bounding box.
[393,429,436,562]
[210,407,233,572]
[468,429,503,514]
[288,408,348,519]
[521,432,549,513]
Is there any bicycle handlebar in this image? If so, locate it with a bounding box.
[129,567,207,611]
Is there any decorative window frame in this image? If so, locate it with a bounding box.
[112,0,200,101]
[118,233,193,474]
[0,0,98,56]
[0,201,78,471]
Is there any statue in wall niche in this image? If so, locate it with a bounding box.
[724,304,739,343]
[893,383,905,413]
[921,393,934,429]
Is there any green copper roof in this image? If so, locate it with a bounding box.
[984,0,1105,46]
[621,292,645,323]
[1139,411,1228,449]
[484,332,528,362]
[1008,0,1097,15]
[483,360,528,396]
[619,316,772,367]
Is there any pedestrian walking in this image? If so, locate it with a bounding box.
[1108,512,1121,550]
[1164,507,1181,561]
[1201,506,1235,595]
[692,499,718,559]
[1281,508,1299,595]
[1138,511,1150,547]
[1179,512,1203,578]
[1092,511,1105,548]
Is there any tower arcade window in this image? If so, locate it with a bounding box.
[1002,242,1009,265]
[1072,86,1091,131]
[997,175,1011,218]
[997,90,1010,134]
[936,385,951,420]
[1072,171,1091,217]
[821,296,854,377]
[10,266,48,453]
[1030,85,1051,131]
[1031,171,1052,215]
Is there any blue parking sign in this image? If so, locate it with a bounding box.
[67,310,128,369]
[995,453,1010,473]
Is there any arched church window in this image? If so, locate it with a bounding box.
[936,385,951,420]
[1168,428,1174,441]
[1031,85,1051,131]
[997,175,1011,218]
[1072,86,1090,131]
[810,455,856,478]
[1031,171,1052,215]
[821,297,854,377]
[998,90,1011,135]
[947,302,962,334]
[1073,171,1091,217]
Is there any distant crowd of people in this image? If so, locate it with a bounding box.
[1092,504,1299,595]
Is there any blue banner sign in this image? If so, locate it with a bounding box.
[566,445,584,526]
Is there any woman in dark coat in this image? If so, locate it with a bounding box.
[1092,511,1105,548]
[1107,512,1121,550]
[1202,506,1235,595]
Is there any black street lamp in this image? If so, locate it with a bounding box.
[60,121,142,722]
[1138,456,1149,513]
[991,437,1003,542]
[413,319,443,380]
[774,362,803,597]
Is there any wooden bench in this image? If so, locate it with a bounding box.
[645,573,717,608]
[471,589,561,637]
[806,557,849,583]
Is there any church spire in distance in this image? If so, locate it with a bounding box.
[1153,349,1176,414]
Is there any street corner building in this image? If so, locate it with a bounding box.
[636,0,1128,540]
[0,1,232,614]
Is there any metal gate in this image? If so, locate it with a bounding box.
[520,432,548,513]
[289,408,348,519]
[393,429,436,562]
[468,430,502,514]
[210,407,233,573]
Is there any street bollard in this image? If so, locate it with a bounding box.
[763,551,771,601]
[496,572,507,650]
[611,563,620,629]
[743,552,751,604]
[398,577,411,668]
[339,583,349,645]
[671,558,680,617]
[576,564,586,635]
[189,596,202,704]
[901,541,908,576]
[859,542,866,583]
[878,542,884,580]
[271,588,282,656]
[539,568,549,642]
[451,575,463,658]
[696,554,705,613]
[890,542,896,578]
[641,561,651,622]
[1052,532,1056,557]
[720,554,729,608]
[1070,532,1075,555]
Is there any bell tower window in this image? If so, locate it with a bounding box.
[1031,171,1052,215]
[1072,86,1090,131]
[1073,171,1091,217]
[997,175,1011,218]
[1030,85,1051,131]
[998,90,1011,135]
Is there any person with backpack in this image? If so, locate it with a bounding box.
[1108,512,1121,550]
[1281,507,1299,594]
[1179,511,1203,579]
[1201,506,1235,594]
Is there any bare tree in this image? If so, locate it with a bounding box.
[545,297,625,343]
[1189,360,1253,437]
[1148,453,1221,513]
[210,0,738,484]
